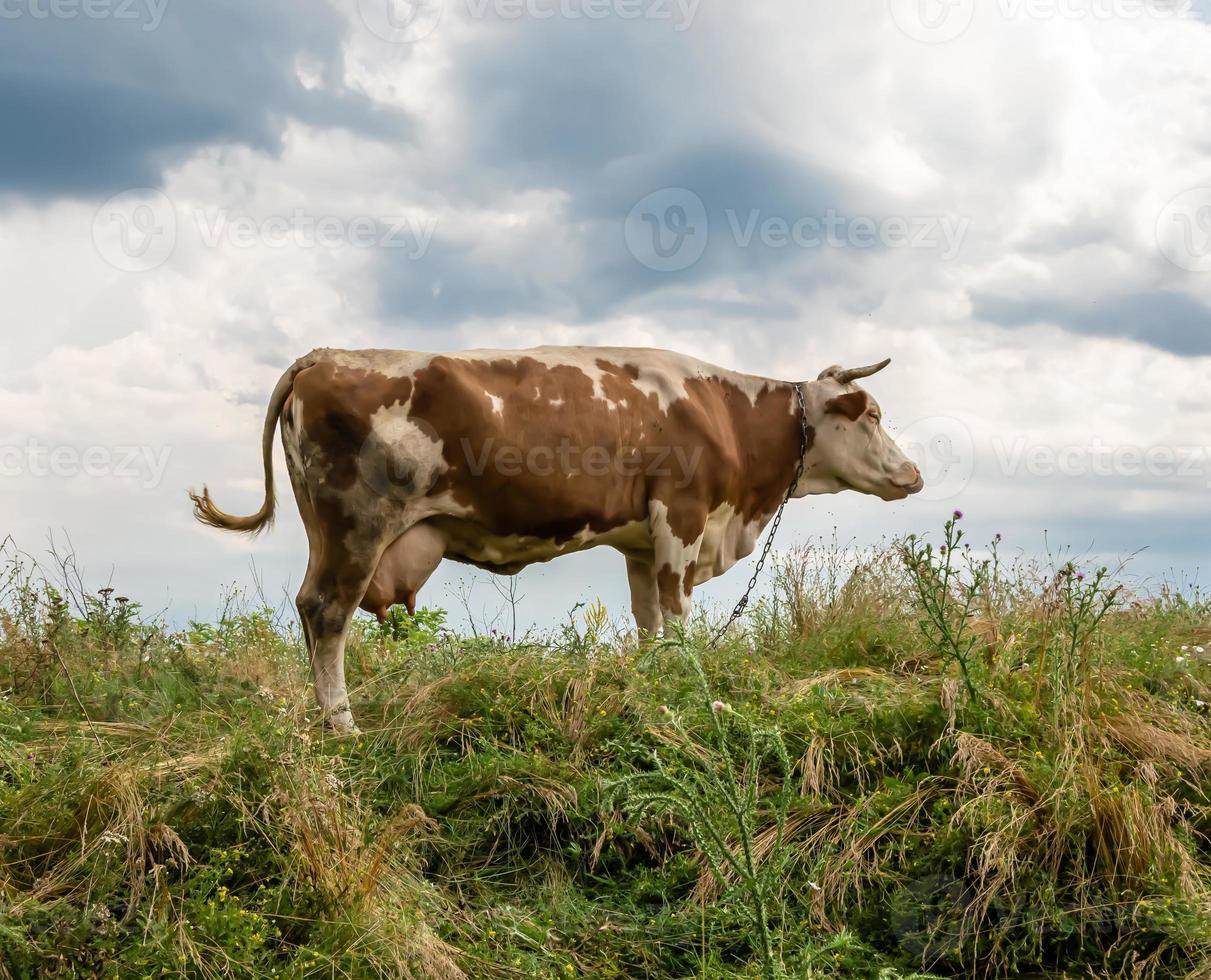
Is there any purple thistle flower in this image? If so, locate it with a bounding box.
[952,509,963,520]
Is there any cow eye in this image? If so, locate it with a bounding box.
[867,412,880,423]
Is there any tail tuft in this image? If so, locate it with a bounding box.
[188,353,319,538]
[189,485,274,535]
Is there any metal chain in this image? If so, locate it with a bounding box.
[707,382,810,648]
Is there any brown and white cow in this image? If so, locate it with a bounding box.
[191,346,922,729]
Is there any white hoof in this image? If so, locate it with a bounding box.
[321,708,358,734]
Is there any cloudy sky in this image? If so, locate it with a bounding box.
[2,0,1209,632]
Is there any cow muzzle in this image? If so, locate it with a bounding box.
[887,464,924,500]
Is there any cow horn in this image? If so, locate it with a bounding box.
[818,358,891,384]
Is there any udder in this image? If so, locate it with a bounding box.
[360,521,446,622]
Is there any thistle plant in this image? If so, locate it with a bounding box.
[1043,562,1120,723]
[900,511,988,708]
[608,645,794,980]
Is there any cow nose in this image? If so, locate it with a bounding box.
[894,463,924,493]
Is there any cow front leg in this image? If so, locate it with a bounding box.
[625,555,662,639]
[651,513,705,630]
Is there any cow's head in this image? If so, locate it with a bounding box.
[797,358,924,501]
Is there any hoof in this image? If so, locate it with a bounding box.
[321,708,358,734]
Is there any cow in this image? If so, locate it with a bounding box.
[190,346,922,730]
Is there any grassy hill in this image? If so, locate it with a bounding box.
[1,516,1209,979]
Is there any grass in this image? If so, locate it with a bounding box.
[1,518,1210,979]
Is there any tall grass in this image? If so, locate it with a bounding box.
[0,521,1209,979]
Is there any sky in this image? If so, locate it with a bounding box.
[1,0,1209,633]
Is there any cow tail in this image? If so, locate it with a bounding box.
[189,351,323,535]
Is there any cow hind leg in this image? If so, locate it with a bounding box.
[297,528,394,732]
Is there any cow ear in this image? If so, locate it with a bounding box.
[824,390,869,422]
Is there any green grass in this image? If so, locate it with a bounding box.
[1,520,1210,979]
